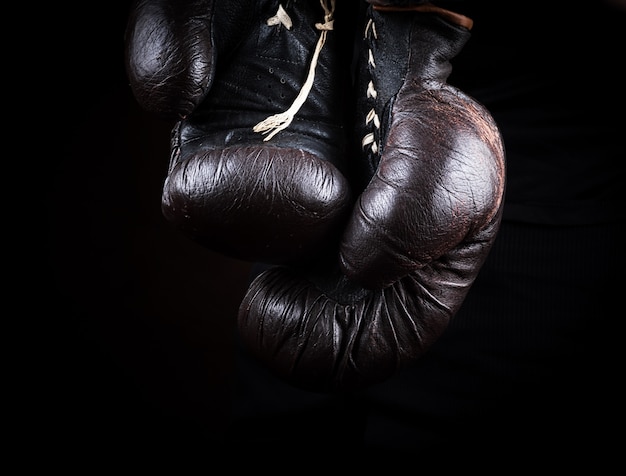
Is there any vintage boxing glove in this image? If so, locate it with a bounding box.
[238,2,506,392]
[125,0,353,264]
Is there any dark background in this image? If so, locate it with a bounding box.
[36,1,623,467]
[42,3,252,463]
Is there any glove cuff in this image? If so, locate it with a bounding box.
[372,3,473,30]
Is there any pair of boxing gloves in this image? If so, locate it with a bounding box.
[125,0,506,392]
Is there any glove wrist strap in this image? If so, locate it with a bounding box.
[372,3,473,30]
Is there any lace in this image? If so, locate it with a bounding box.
[253,0,336,141]
[361,15,380,155]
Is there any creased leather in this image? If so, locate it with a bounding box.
[237,4,506,392]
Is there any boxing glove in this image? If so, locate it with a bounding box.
[125,0,353,264]
[238,2,506,392]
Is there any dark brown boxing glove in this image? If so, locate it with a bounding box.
[125,0,353,264]
[238,2,506,392]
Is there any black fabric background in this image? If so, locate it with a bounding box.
[40,2,252,466]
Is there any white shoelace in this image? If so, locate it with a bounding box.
[253,0,336,141]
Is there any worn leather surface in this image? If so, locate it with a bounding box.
[238,5,506,392]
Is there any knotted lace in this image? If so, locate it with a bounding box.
[253,0,336,141]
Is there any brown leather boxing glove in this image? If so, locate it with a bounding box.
[238,2,506,392]
[125,0,353,264]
